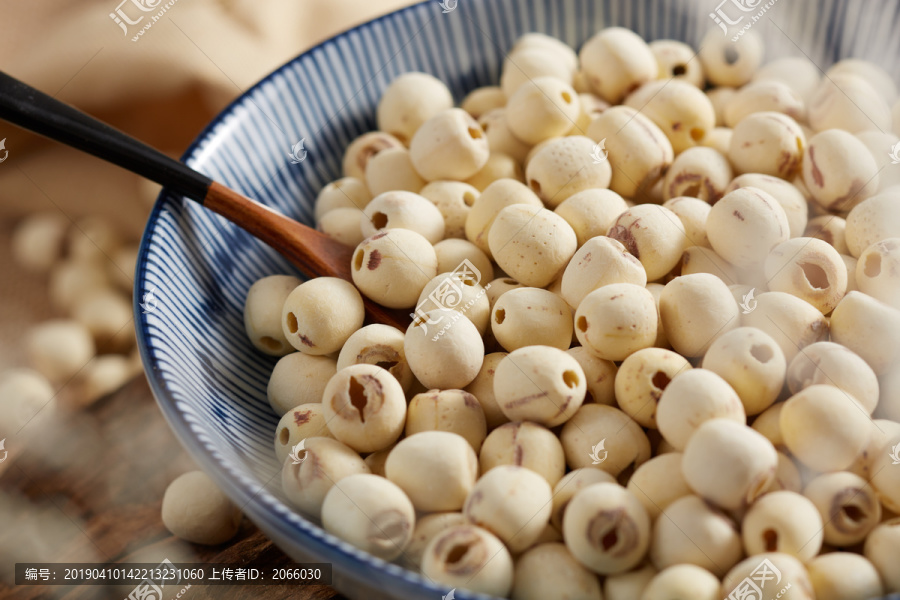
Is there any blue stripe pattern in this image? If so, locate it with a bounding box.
[135,0,900,598]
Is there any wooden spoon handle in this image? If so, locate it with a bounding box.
[0,70,411,330]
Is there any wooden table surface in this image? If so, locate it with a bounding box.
[0,374,345,600]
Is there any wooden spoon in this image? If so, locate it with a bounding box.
[0,70,411,330]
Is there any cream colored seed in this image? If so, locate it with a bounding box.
[351,229,437,309]
[642,565,719,600]
[524,136,611,207]
[560,404,651,476]
[360,190,444,244]
[385,431,477,512]
[808,553,885,600]
[806,214,849,254]
[742,490,823,561]
[708,187,790,270]
[464,465,552,553]
[857,130,900,192]
[464,351,509,430]
[808,74,892,134]
[0,369,55,447]
[699,126,732,154]
[554,189,629,248]
[461,86,506,119]
[405,308,484,389]
[764,237,848,314]
[364,147,426,196]
[698,29,763,87]
[682,419,777,510]
[626,452,692,521]
[342,131,404,180]
[465,178,542,257]
[401,512,468,571]
[478,109,532,164]
[702,327,786,415]
[659,273,739,357]
[803,471,882,546]
[336,324,413,392]
[550,468,617,530]
[579,27,657,103]
[575,283,658,362]
[67,216,121,264]
[751,403,786,450]
[662,197,711,249]
[803,129,880,214]
[625,79,715,153]
[376,72,453,145]
[314,177,372,222]
[848,419,900,480]
[723,554,812,600]
[561,236,646,309]
[614,347,692,429]
[787,341,879,415]
[415,271,490,335]
[856,238,900,309]
[491,287,573,351]
[742,291,830,363]
[563,482,651,575]
[421,525,513,597]
[161,471,241,545]
[49,260,110,311]
[281,437,370,518]
[363,445,393,477]
[649,39,705,88]
[586,106,674,198]
[321,473,415,561]
[725,173,809,238]
[488,204,577,288]
[73,289,133,354]
[267,353,336,415]
[871,441,900,513]
[828,59,897,103]
[645,282,670,349]
[864,518,900,593]
[706,87,736,126]
[26,319,95,383]
[607,204,686,281]
[680,246,737,283]
[566,347,618,406]
[511,33,579,73]
[657,369,745,450]
[479,421,565,486]
[604,563,657,600]
[281,278,364,355]
[466,153,523,191]
[649,495,742,577]
[765,451,803,494]
[274,403,334,464]
[318,207,365,248]
[505,77,580,145]
[725,80,806,127]
[320,364,406,453]
[567,93,610,135]
[410,108,489,181]
[830,291,900,374]
[485,277,523,309]
[494,346,585,427]
[512,543,603,600]
[405,389,487,453]
[754,56,822,102]
[846,192,900,258]
[10,212,68,274]
[419,181,481,240]
[432,239,492,281]
[244,275,302,356]
[662,147,732,203]
[728,112,806,179]
[781,385,872,472]
[499,47,573,99]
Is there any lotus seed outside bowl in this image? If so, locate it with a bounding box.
[135,0,900,598]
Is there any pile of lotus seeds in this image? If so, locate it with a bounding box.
[245,26,900,600]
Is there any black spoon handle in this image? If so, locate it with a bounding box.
[0,70,212,203]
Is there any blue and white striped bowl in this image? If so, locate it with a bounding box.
[135,1,900,598]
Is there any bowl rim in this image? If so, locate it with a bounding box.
[133,0,471,598]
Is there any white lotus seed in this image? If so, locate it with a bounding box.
[505,77,580,145]
[807,552,884,600]
[410,108,489,181]
[566,347,618,406]
[376,72,453,145]
[626,453,692,522]
[742,490,823,561]
[803,471,882,547]
[364,147,426,196]
[615,348,692,429]
[525,136,612,207]
[421,525,513,597]
[512,543,603,600]
[698,29,763,88]
[579,27,657,103]
[274,403,334,464]
[489,204,577,288]
[728,112,806,179]
[281,277,364,355]
[26,319,95,383]
[351,229,437,309]
[491,287,573,351]
[244,275,302,356]
[657,369,745,450]
[493,346,585,427]
[342,131,404,180]
[554,189,629,248]
[161,471,241,545]
[314,177,372,221]
[560,404,651,476]
[575,283,658,362]
[479,421,565,486]
[406,389,487,453]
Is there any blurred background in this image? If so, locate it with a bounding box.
[0,1,417,597]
